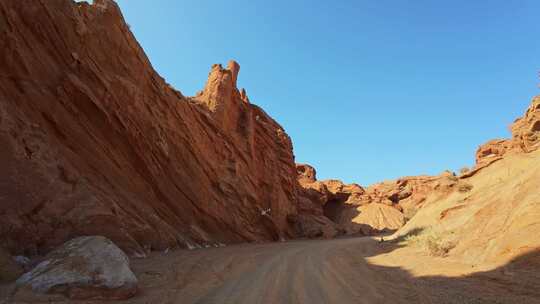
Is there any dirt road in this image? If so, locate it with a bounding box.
[7,236,540,304]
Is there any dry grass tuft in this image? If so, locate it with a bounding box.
[458,183,474,193]
[404,228,457,257]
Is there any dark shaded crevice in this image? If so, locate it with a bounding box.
[323,199,345,223]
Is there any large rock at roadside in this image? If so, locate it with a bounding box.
[0,0,298,256]
[0,248,23,282]
[16,236,137,300]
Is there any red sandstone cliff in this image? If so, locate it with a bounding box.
[2,0,539,259]
[0,0,300,256]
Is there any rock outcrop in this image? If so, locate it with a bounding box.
[475,139,511,167]
[294,164,339,238]
[296,164,396,235]
[0,0,299,256]
[15,236,137,300]
[475,96,540,167]
[295,163,464,235]
[510,95,540,152]
[362,172,459,216]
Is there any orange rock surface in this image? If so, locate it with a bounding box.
[394,95,540,267]
[1,0,539,268]
[475,95,540,167]
[0,0,300,256]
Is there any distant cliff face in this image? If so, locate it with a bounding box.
[0,0,299,256]
[295,164,461,236]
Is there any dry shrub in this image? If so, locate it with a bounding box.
[458,183,474,193]
[425,236,456,257]
[404,228,456,257]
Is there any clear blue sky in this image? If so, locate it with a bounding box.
[111,0,539,186]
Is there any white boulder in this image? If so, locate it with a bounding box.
[16,236,137,300]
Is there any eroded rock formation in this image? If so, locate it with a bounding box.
[296,164,389,235]
[511,95,540,152]
[295,163,464,235]
[475,139,512,167]
[475,96,540,167]
[293,164,339,238]
[0,0,300,256]
[386,95,540,267]
[362,172,459,216]
[2,0,537,262]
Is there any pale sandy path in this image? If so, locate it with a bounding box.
[6,236,540,304]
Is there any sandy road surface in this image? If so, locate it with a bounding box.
[6,236,540,304]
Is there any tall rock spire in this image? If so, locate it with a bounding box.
[228,60,240,88]
[194,60,249,133]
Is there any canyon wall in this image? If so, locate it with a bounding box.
[0,0,300,256]
[1,0,539,259]
[295,164,461,236]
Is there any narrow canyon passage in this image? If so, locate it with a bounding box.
[10,236,539,304]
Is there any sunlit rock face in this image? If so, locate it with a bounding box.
[475,95,540,167]
[510,96,540,153]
